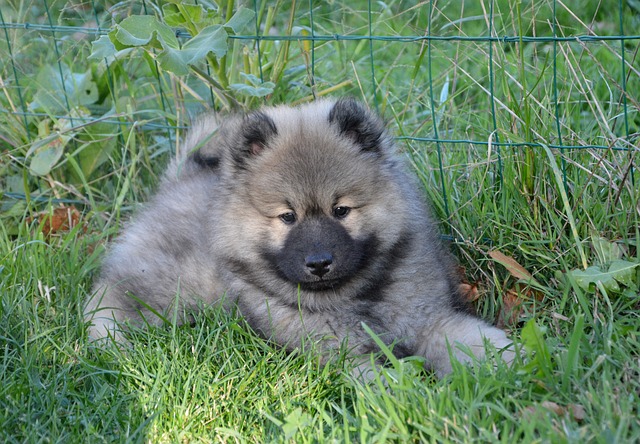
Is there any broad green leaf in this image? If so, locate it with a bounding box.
[521,319,551,377]
[280,407,312,440]
[608,260,640,288]
[30,70,58,112]
[30,145,63,175]
[162,3,206,27]
[239,72,264,86]
[224,7,255,34]
[591,236,624,263]
[29,66,98,113]
[88,34,117,60]
[230,73,275,97]
[570,265,620,292]
[1,200,26,218]
[76,122,118,179]
[115,15,179,49]
[88,34,135,65]
[157,25,227,75]
[69,72,99,106]
[183,24,227,58]
[5,174,24,194]
[28,134,71,176]
[156,48,190,76]
[230,82,274,97]
[521,319,548,355]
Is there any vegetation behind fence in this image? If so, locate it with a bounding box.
[2,1,638,227]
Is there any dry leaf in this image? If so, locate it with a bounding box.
[490,250,544,328]
[496,284,544,328]
[522,401,586,422]
[496,288,522,328]
[30,205,83,236]
[568,404,586,421]
[459,282,480,302]
[455,265,480,302]
[540,401,565,415]
[489,250,540,285]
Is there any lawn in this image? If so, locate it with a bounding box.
[1,0,639,442]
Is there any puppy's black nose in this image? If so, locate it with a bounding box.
[305,253,333,278]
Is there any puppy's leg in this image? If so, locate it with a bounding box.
[84,284,130,343]
[417,314,515,377]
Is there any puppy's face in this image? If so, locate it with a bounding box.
[216,99,410,307]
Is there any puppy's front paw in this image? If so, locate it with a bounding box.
[476,325,516,366]
[444,320,516,375]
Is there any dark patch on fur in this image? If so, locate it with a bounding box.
[390,343,413,360]
[356,317,414,362]
[231,112,278,168]
[258,229,413,305]
[158,235,196,261]
[264,216,373,292]
[102,281,148,317]
[449,281,474,314]
[304,204,325,218]
[361,341,413,365]
[352,231,413,302]
[328,98,385,153]
[432,241,474,315]
[191,150,220,170]
[223,257,256,282]
[222,256,296,305]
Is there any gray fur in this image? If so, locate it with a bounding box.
[86,99,513,377]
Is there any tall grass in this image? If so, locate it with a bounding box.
[1,0,639,442]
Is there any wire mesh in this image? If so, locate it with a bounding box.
[0,0,638,226]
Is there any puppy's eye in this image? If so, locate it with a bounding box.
[333,206,351,219]
[279,212,297,225]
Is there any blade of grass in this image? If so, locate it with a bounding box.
[540,142,588,269]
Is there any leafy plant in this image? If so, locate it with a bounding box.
[566,236,640,297]
[88,2,267,110]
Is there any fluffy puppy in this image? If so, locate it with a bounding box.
[86,99,514,376]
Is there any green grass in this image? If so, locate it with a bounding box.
[1,0,639,442]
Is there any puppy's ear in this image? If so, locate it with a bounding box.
[231,111,278,168]
[184,114,222,171]
[328,98,387,153]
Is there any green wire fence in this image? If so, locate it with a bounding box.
[1,0,638,229]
